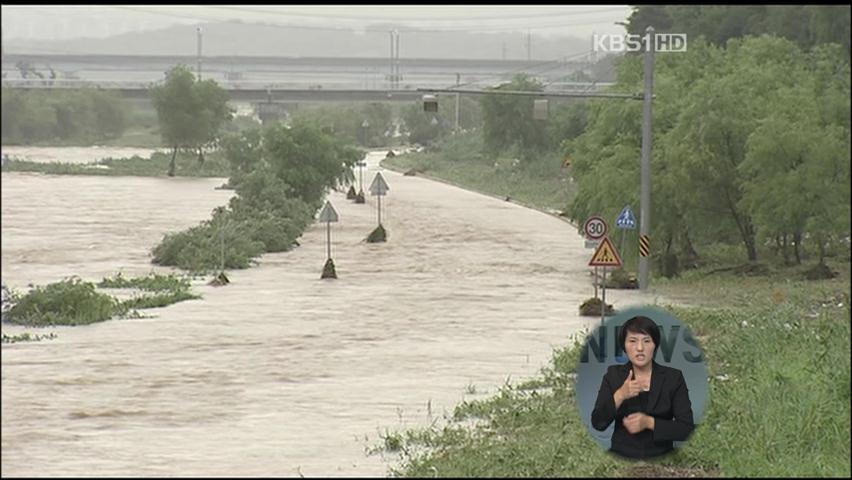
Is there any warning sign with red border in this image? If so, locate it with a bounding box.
[589,236,623,267]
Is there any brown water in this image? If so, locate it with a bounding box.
[1,150,654,476]
[1,146,164,165]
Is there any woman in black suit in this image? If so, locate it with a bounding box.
[591,316,695,459]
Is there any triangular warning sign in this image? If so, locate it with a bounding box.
[318,201,338,223]
[589,236,622,267]
[369,172,389,196]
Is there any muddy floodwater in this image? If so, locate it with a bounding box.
[1,149,653,476]
[1,146,164,165]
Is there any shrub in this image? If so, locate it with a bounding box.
[5,277,119,326]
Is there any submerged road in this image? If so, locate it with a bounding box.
[1,149,652,476]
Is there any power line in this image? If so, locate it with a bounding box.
[108,6,625,34]
[206,6,626,23]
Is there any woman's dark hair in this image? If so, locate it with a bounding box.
[619,316,661,350]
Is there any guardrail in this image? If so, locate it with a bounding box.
[2,77,614,93]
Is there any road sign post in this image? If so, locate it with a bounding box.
[369,172,390,226]
[318,201,339,279]
[615,205,637,267]
[366,172,390,243]
[584,216,608,299]
[589,236,622,326]
[601,266,606,326]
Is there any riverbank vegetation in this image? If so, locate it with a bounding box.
[376,8,849,476]
[385,35,850,280]
[1,150,230,177]
[373,258,850,477]
[1,88,130,145]
[150,65,233,176]
[151,121,361,272]
[2,273,200,327]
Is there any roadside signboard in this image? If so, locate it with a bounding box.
[615,205,636,230]
[583,216,608,240]
[589,236,622,268]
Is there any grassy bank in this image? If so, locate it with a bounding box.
[2,273,201,327]
[374,258,850,477]
[374,133,850,476]
[2,150,230,178]
[382,133,575,213]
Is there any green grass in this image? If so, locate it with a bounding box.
[3,274,203,326]
[97,272,193,292]
[4,277,120,326]
[375,258,850,477]
[120,289,201,310]
[2,151,230,177]
[382,134,576,213]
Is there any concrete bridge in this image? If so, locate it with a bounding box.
[1,53,610,98]
[0,77,612,103]
[2,53,612,123]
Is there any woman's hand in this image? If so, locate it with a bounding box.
[617,369,643,402]
[622,413,654,434]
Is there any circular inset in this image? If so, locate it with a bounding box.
[574,306,709,459]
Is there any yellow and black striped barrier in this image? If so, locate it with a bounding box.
[639,235,650,257]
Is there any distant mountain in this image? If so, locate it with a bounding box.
[3,21,593,60]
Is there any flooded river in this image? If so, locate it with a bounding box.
[1,146,164,165]
[1,148,652,476]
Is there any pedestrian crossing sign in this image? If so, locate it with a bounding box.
[615,205,636,229]
[589,236,622,267]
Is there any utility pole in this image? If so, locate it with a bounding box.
[388,29,401,89]
[196,26,202,81]
[395,29,400,90]
[526,30,531,62]
[639,26,655,291]
[388,30,393,90]
[454,73,461,133]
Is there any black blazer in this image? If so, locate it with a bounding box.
[591,361,695,459]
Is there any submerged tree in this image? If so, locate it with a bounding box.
[151,65,232,176]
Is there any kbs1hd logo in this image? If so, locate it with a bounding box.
[593,33,688,53]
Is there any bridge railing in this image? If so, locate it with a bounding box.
[1,77,613,92]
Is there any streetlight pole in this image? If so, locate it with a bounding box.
[639,26,655,291]
[196,26,202,81]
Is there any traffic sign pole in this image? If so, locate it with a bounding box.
[601,267,607,326]
[318,201,339,279]
[594,266,598,299]
[377,194,382,225]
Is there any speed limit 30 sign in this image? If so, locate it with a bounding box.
[583,216,608,240]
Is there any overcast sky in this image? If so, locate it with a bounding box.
[2,5,633,40]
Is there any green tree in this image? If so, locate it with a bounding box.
[740,46,851,265]
[151,65,233,176]
[570,35,850,271]
[480,74,550,158]
[401,102,448,146]
[624,5,851,55]
[261,122,361,205]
